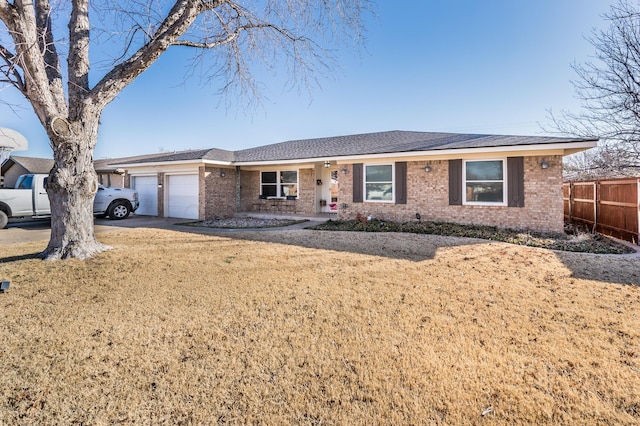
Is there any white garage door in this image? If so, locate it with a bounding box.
[167,174,199,219]
[132,176,158,216]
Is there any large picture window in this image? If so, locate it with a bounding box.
[365,164,393,202]
[463,160,505,205]
[261,170,298,198]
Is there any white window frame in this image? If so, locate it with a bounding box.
[260,169,299,199]
[364,163,395,203]
[462,159,507,206]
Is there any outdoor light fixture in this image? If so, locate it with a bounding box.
[341,167,348,174]
[424,164,432,172]
[416,213,421,222]
[540,159,549,169]
[220,170,226,177]
[324,161,330,168]
[158,183,163,188]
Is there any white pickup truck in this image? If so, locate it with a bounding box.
[0,174,139,229]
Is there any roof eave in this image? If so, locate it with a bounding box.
[108,140,598,168]
[234,140,599,166]
[110,159,234,168]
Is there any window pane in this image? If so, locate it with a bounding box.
[466,182,504,203]
[280,171,297,184]
[16,175,33,189]
[466,161,503,181]
[262,185,277,197]
[366,183,393,201]
[366,165,392,182]
[281,184,298,197]
[261,171,277,184]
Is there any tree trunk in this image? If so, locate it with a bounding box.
[40,120,110,260]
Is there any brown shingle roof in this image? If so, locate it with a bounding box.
[4,131,597,171]
[232,131,596,162]
[1,155,54,174]
[114,130,595,165]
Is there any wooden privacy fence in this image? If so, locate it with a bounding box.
[563,178,639,244]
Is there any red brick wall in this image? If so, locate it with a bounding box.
[240,170,260,212]
[338,156,564,234]
[157,173,165,218]
[297,169,316,214]
[203,166,237,219]
[97,173,125,188]
[239,168,316,214]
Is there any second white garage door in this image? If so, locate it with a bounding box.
[167,174,199,219]
[132,175,158,216]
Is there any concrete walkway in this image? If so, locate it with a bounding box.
[0,215,328,245]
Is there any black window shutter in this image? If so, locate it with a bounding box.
[507,157,525,207]
[395,162,407,204]
[449,159,462,205]
[353,163,363,203]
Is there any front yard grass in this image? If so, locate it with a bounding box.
[0,228,638,424]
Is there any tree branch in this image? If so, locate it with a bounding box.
[90,0,212,108]
[0,0,13,24]
[0,43,26,93]
[68,0,91,118]
[34,0,61,88]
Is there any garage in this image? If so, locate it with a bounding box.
[167,174,199,219]
[131,175,158,216]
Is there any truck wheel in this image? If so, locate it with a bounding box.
[108,201,131,220]
[0,211,8,229]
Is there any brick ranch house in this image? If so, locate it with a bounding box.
[108,130,596,234]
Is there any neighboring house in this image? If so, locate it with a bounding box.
[109,130,597,234]
[0,154,156,188]
[0,155,53,188]
[94,153,170,187]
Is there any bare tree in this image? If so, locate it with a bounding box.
[0,0,371,260]
[563,144,639,180]
[550,0,640,177]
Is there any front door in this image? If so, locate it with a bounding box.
[328,169,339,212]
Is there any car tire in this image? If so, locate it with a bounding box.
[0,210,8,229]
[107,201,131,220]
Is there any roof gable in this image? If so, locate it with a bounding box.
[1,156,54,174]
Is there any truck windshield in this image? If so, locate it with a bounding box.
[15,175,33,189]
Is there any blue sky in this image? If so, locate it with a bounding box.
[1,1,613,159]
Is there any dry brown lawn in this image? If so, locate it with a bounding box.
[0,227,639,425]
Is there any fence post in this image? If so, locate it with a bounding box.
[593,181,598,233]
[569,182,573,223]
[637,178,640,244]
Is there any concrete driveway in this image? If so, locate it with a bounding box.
[0,216,180,246]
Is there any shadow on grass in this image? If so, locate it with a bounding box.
[553,251,639,286]
[194,227,487,262]
[0,252,42,264]
[175,225,640,286]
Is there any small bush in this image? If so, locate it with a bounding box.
[311,219,635,254]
